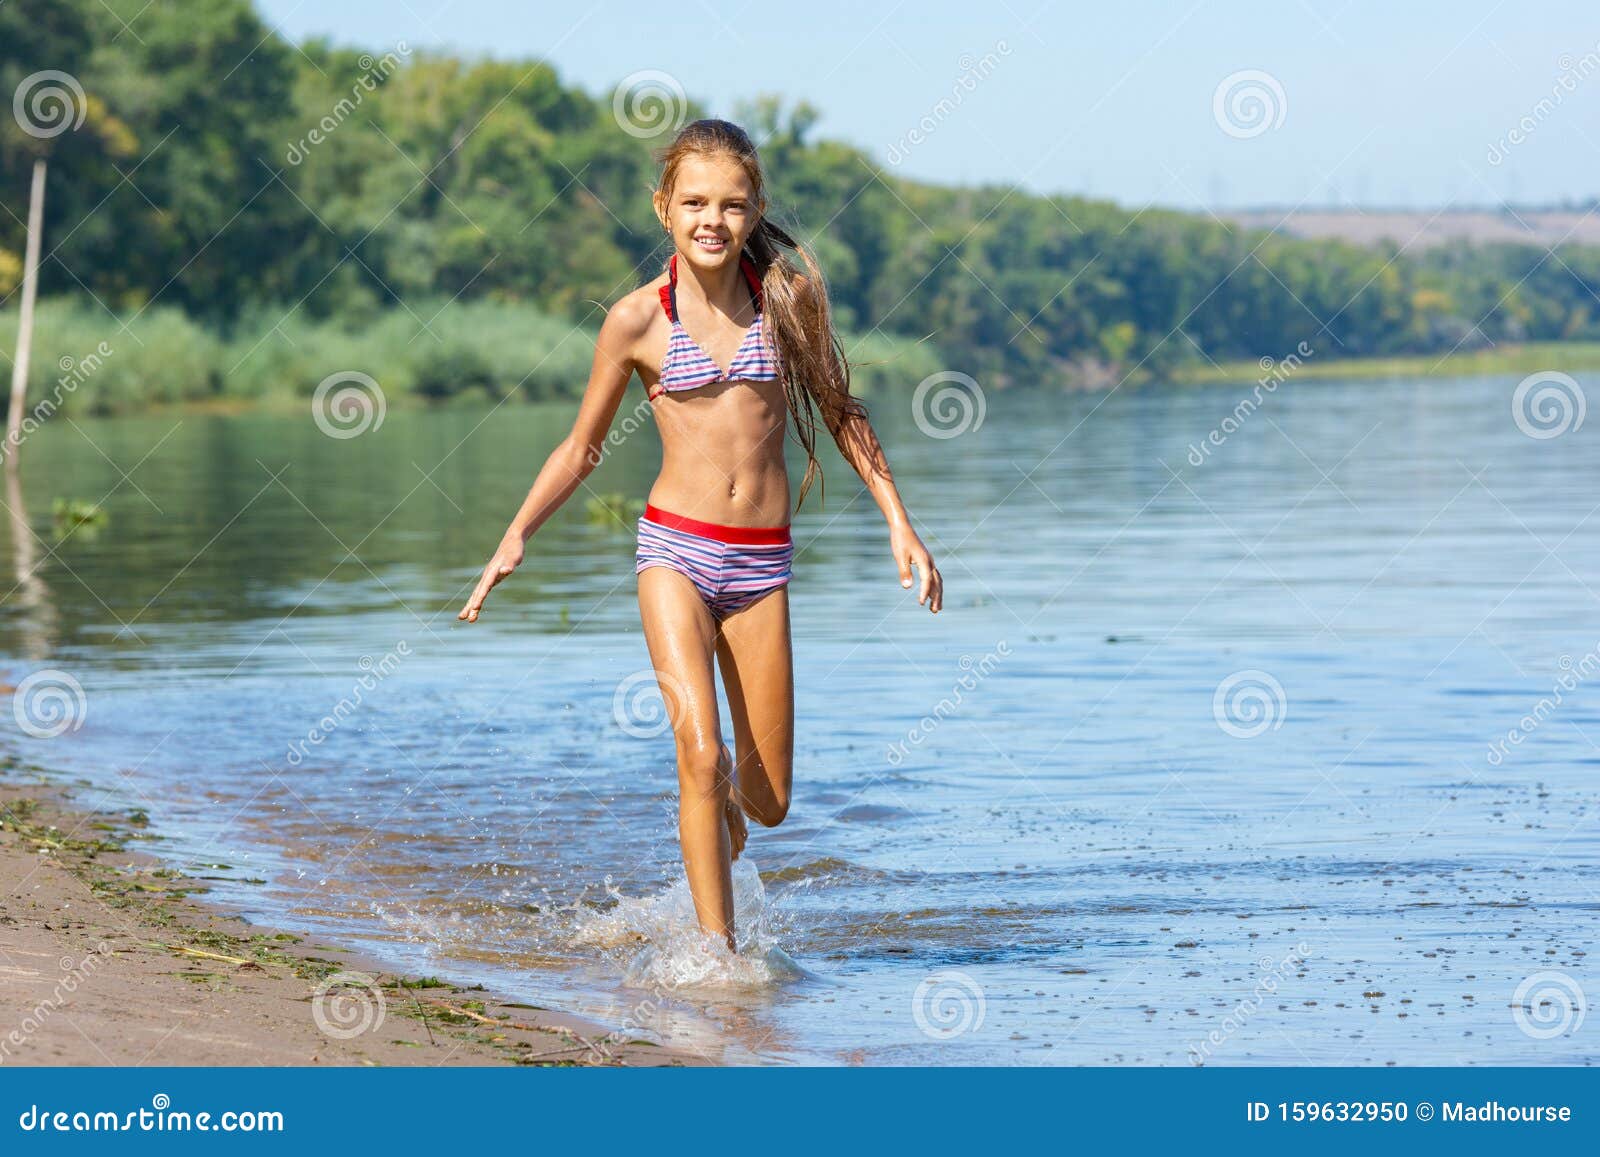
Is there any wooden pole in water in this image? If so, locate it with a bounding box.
[6,158,47,459]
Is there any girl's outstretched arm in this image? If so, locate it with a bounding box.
[818,361,944,616]
[457,302,643,622]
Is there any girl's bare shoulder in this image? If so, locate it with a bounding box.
[596,272,670,367]
[605,272,670,339]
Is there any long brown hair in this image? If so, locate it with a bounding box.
[651,118,869,513]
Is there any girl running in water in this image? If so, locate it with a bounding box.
[458,118,942,952]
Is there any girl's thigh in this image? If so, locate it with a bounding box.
[714,585,794,820]
[637,564,721,754]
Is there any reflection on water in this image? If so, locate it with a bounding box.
[3,375,1598,1064]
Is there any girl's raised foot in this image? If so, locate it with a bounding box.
[720,742,747,860]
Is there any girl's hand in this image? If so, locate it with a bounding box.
[890,520,943,614]
[458,533,526,622]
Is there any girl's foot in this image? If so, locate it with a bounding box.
[720,742,747,860]
[725,797,747,860]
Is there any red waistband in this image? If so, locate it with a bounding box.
[642,503,791,545]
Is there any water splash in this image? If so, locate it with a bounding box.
[570,857,805,990]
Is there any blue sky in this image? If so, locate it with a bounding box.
[253,0,1599,210]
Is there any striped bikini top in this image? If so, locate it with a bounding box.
[650,252,781,399]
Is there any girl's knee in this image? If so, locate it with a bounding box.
[740,768,790,826]
[675,743,729,801]
[749,796,789,828]
[735,751,790,826]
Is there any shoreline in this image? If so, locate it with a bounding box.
[16,338,1600,424]
[0,756,704,1067]
[1167,341,1600,386]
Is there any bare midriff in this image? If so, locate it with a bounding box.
[643,375,791,529]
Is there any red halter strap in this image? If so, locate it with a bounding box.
[657,252,763,321]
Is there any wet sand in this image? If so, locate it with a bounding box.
[0,762,703,1067]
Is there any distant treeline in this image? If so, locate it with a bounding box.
[3,0,1599,413]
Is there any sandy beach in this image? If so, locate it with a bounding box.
[0,758,702,1067]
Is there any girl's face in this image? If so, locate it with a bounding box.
[661,154,761,270]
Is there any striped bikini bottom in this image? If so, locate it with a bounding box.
[635,503,794,620]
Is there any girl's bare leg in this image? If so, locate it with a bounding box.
[637,565,740,949]
[715,586,794,828]
[721,739,748,858]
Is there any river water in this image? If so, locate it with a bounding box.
[3,371,1596,1064]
